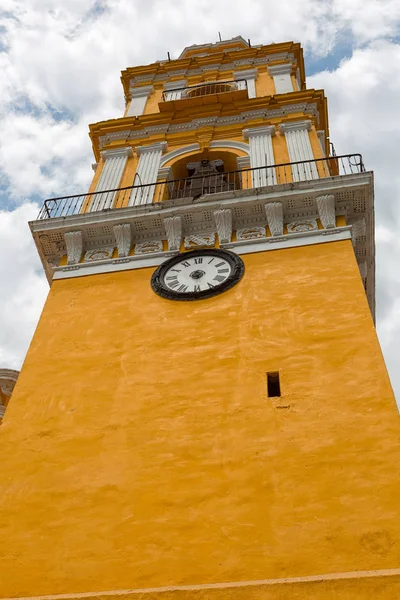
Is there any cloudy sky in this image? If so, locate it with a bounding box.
[0,0,399,398]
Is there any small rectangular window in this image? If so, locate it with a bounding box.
[267,372,281,397]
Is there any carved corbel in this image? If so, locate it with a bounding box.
[164,216,182,251]
[264,202,283,236]
[113,224,132,258]
[214,209,232,244]
[316,194,336,229]
[351,219,366,247]
[64,231,83,265]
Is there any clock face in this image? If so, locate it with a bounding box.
[151,249,244,301]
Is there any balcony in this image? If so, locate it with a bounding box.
[37,154,365,220]
[31,152,373,315]
[161,79,247,102]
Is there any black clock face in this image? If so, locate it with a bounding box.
[151,249,245,301]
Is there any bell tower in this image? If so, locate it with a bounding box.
[1,36,400,600]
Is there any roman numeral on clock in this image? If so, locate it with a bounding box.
[218,268,229,274]
[194,257,203,264]
[215,261,225,268]
[168,280,180,289]
[213,275,225,282]
[193,284,201,292]
[181,261,191,267]
[177,284,188,292]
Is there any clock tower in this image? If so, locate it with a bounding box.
[1,37,400,600]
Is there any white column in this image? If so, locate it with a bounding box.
[268,63,294,94]
[233,68,258,99]
[126,85,153,117]
[279,120,318,182]
[163,79,187,101]
[243,126,276,187]
[90,147,133,212]
[129,142,167,206]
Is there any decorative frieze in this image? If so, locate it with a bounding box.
[64,231,83,265]
[113,223,132,257]
[243,125,276,186]
[184,234,216,249]
[164,216,182,251]
[265,202,283,236]
[84,248,114,262]
[135,240,163,254]
[236,226,266,240]
[214,209,232,244]
[286,219,318,233]
[315,194,336,229]
[279,120,318,181]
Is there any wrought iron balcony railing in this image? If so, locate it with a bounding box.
[37,154,365,220]
[161,79,247,102]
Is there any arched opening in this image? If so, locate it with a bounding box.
[166,150,245,200]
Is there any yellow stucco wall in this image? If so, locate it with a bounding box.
[0,240,398,598]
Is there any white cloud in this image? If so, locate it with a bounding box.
[0,0,399,398]
[0,203,48,367]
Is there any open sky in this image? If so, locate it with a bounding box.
[0,0,399,398]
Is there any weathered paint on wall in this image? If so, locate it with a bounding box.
[0,240,398,598]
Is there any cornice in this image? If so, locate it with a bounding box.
[92,100,321,157]
[30,171,375,318]
[120,41,304,100]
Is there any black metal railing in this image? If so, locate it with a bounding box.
[37,154,365,220]
[161,79,247,102]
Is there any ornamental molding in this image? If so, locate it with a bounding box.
[316,194,336,229]
[160,143,200,166]
[209,140,250,154]
[129,85,154,97]
[136,141,168,156]
[184,234,216,249]
[157,166,173,181]
[84,247,114,262]
[164,216,182,251]
[233,68,258,80]
[163,79,187,91]
[279,119,312,133]
[214,209,232,244]
[268,63,293,76]
[286,219,318,233]
[98,103,318,149]
[265,202,284,236]
[53,227,352,281]
[243,125,276,139]
[114,223,132,257]
[100,147,133,160]
[31,172,375,318]
[64,231,83,265]
[128,53,296,88]
[237,226,266,240]
[135,240,163,254]
[237,156,251,169]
